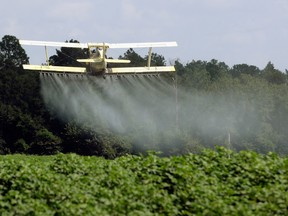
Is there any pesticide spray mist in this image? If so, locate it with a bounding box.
[40,74,179,149]
[40,73,262,152]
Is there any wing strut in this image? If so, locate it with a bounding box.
[45,46,49,66]
[147,47,152,69]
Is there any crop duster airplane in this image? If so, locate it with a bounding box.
[19,40,177,75]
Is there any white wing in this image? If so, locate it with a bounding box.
[19,40,88,48]
[107,42,177,49]
[20,40,177,49]
[23,65,87,73]
[110,66,175,73]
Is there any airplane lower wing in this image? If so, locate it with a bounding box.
[22,65,87,73]
[109,66,175,74]
[23,64,174,74]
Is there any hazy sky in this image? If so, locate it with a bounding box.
[1,0,287,71]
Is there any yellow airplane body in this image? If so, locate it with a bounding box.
[20,40,177,75]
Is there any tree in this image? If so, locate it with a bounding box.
[205,59,229,81]
[118,49,167,68]
[30,129,62,155]
[144,53,166,66]
[0,35,29,68]
[119,48,146,67]
[0,35,54,154]
[177,60,211,90]
[49,39,88,67]
[62,122,131,158]
[174,60,185,75]
[262,62,286,84]
[0,138,9,154]
[230,64,261,78]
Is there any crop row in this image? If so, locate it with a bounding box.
[0,147,288,215]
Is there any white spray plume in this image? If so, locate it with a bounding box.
[41,74,177,133]
[40,74,262,150]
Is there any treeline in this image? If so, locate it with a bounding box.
[175,59,288,154]
[0,35,288,157]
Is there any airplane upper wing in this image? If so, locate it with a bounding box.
[19,40,177,49]
[19,40,88,48]
[107,42,177,48]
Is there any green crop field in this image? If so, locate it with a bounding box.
[0,147,288,215]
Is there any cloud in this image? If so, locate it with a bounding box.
[0,19,19,36]
[47,0,94,22]
[201,0,240,9]
[0,0,287,71]
[120,0,143,21]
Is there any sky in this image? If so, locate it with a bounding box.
[1,0,288,71]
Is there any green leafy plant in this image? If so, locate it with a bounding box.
[0,148,287,215]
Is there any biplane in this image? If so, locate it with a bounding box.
[19,40,177,75]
